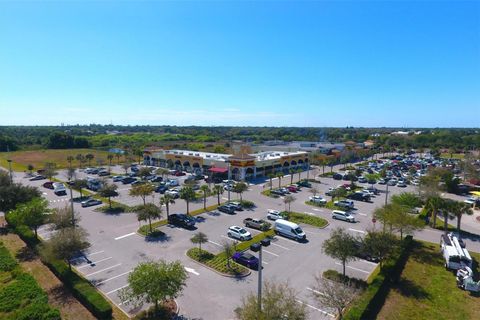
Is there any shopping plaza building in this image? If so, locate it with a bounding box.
[143,145,309,180]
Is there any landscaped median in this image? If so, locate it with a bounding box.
[282,211,329,228]
[186,230,274,277]
[137,203,224,236]
[5,216,113,319]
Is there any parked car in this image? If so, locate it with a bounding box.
[29,175,46,181]
[53,182,67,195]
[228,202,243,211]
[279,187,290,194]
[98,170,109,177]
[397,182,407,188]
[358,176,367,183]
[287,185,298,193]
[112,175,124,182]
[267,209,287,220]
[309,195,327,205]
[227,226,252,241]
[224,184,234,191]
[122,177,137,184]
[81,199,102,208]
[274,219,306,242]
[168,213,196,229]
[378,179,386,185]
[155,185,168,194]
[131,180,145,186]
[325,187,336,196]
[297,180,311,187]
[353,240,380,262]
[332,210,355,222]
[43,181,54,189]
[218,204,235,214]
[164,190,179,198]
[333,173,343,180]
[347,192,371,202]
[270,189,285,196]
[243,218,271,231]
[232,252,259,270]
[334,199,355,209]
[174,171,186,176]
[149,176,163,182]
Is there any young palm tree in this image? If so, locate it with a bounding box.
[107,154,114,168]
[453,201,474,234]
[199,185,210,210]
[289,169,295,185]
[67,156,74,168]
[75,154,84,168]
[425,196,444,228]
[160,194,175,218]
[137,203,162,233]
[190,232,208,251]
[180,187,196,215]
[85,153,95,167]
[267,173,274,191]
[212,184,224,205]
[275,172,283,189]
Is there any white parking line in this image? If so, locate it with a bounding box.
[306,287,323,296]
[85,263,122,277]
[261,261,269,265]
[77,257,112,269]
[357,213,367,216]
[114,232,136,240]
[270,243,290,251]
[106,284,129,295]
[222,197,229,200]
[70,250,104,262]
[96,270,132,285]
[263,249,279,257]
[208,240,221,247]
[313,208,323,212]
[304,211,315,216]
[296,300,335,317]
[357,259,378,266]
[335,262,370,274]
[348,228,366,234]
[118,299,130,306]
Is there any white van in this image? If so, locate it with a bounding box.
[332,210,355,223]
[274,219,306,242]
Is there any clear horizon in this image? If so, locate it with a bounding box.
[1,1,479,127]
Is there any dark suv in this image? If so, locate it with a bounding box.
[168,214,196,229]
[347,192,371,202]
[218,204,236,214]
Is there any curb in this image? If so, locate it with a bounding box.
[185,252,251,279]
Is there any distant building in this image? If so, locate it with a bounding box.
[143,145,309,181]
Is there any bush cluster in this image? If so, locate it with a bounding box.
[187,248,248,276]
[5,215,112,319]
[282,212,328,228]
[322,269,368,290]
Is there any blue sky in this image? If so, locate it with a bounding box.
[0,1,479,127]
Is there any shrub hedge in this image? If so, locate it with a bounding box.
[187,248,248,276]
[343,235,414,320]
[322,269,368,290]
[5,214,112,319]
[282,211,328,228]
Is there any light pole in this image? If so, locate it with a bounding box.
[68,179,75,228]
[227,161,231,203]
[7,159,13,183]
[250,238,271,313]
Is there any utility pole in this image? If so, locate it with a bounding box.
[227,161,231,203]
[7,159,13,183]
[250,238,271,314]
[69,179,75,228]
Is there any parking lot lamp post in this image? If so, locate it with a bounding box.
[227,161,231,203]
[250,238,271,313]
[384,182,389,207]
[68,179,75,228]
[7,159,13,183]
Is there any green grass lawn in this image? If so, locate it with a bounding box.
[377,240,480,320]
[440,153,465,159]
[0,148,115,171]
[282,211,328,228]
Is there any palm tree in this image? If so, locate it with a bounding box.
[267,173,274,191]
[115,153,121,165]
[107,154,114,168]
[289,169,295,185]
[67,156,74,168]
[441,200,456,236]
[222,241,235,269]
[160,194,175,218]
[275,172,283,189]
[75,154,84,168]
[190,232,208,251]
[453,201,473,234]
[155,168,169,180]
[233,182,248,201]
[137,203,162,233]
[283,195,295,212]
[200,185,210,210]
[297,168,302,183]
[85,153,95,167]
[212,184,224,205]
[129,184,155,206]
[425,196,444,228]
[180,187,196,215]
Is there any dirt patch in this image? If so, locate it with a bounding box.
[0,232,96,320]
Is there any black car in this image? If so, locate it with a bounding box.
[150,176,163,182]
[347,192,371,202]
[122,177,137,184]
[168,213,196,228]
[333,173,343,180]
[218,205,236,214]
[353,240,379,263]
[155,185,168,193]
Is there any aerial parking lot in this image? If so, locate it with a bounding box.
[10,152,480,320]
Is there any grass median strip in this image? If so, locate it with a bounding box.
[282,211,328,228]
[187,248,249,276]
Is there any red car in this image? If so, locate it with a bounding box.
[43,181,54,189]
[287,185,298,192]
[174,171,186,176]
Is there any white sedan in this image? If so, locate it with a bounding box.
[227,226,252,241]
[309,195,327,205]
